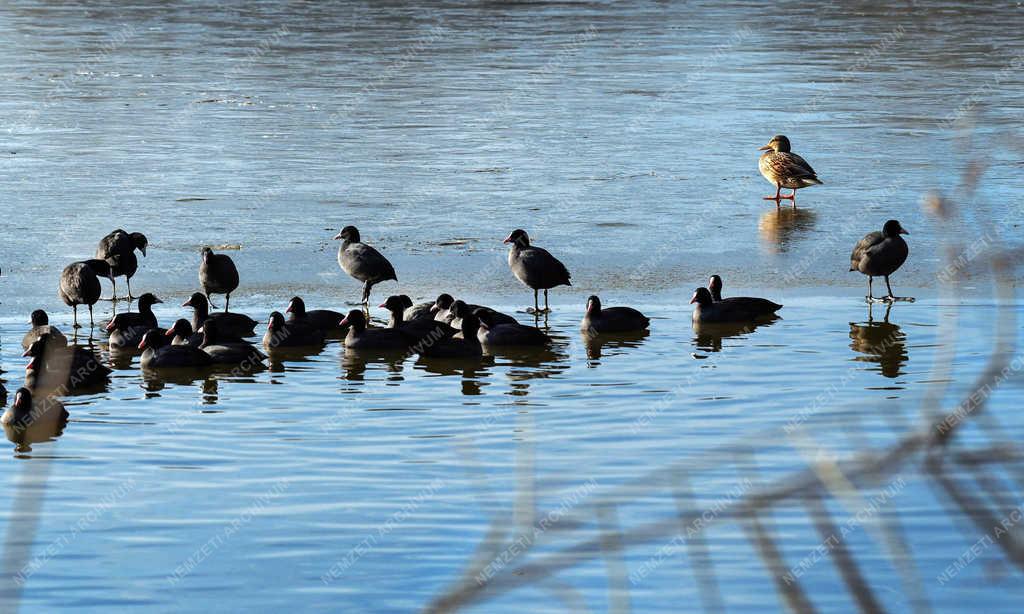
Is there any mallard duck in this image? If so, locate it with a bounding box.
[850,219,909,301]
[758,135,822,206]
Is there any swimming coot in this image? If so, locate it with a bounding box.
[690,287,781,324]
[23,309,68,349]
[380,295,456,346]
[182,292,257,339]
[198,319,267,366]
[286,296,345,334]
[580,295,649,334]
[139,329,213,369]
[264,311,325,349]
[476,310,550,346]
[166,318,203,347]
[340,309,409,351]
[706,275,783,316]
[413,312,483,358]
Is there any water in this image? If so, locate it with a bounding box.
[1,1,1023,611]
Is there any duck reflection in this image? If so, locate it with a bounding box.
[582,330,649,364]
[849,302,907,378]
[759,207,817,254]
[3,388,68,451]
[691,319,778,354]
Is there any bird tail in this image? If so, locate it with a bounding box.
[806,177,823,186]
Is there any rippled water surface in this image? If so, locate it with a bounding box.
[1,1,1023,612]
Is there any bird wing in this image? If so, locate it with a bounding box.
[519,246,571,286]
[344,243,397,281]
[850,231,884,270]
[96,230,130,260]
[765,152,818,180]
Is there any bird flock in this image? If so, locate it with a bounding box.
[4,135,913,432]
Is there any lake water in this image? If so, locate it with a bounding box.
[1,1,1023,612]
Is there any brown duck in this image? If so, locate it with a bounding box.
[758,135,822,206]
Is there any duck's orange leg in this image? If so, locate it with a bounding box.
[763,183,783,203]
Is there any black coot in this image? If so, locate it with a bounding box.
[183,292,257,339]
[504,229,571,313]
[59,259,114,328]
[199,247,240,312]
[96,229,148,299]
[334,226,397,306]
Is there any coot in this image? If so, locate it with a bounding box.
[504,229,571,313]
[22,310,67,349]
[199,247,240,312]
[183,292,257,339]
[264,311,325,348]
[286,296,345,333]
[139,329,213,369]
[850,220,910,301]
[96,229,148,299]
[59,259,113,328]
[334,226,397,306]
[580,295,649,333]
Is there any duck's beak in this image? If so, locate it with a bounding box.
[285,302,294,314]
[429,304,440,314]
[137,339,147,350]
[378,302,387,308]
[758,144,772,151]
[339,317,349,327]
[182,298,193,307]
[332,232,343,240]
[164,328,176,337]
[900,226,909,235]
[105,319,116,331]
[689,293,698,305]
[502,235,513,244]
[25,358,35,371]
[140,247,147,257]
[153,297,163,304]
[21,347,32,358]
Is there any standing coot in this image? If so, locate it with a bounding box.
[334,226,397,306]
[199,247,240,312]
[96,229,148,299]
[850,220,910,301]
[59,259,114,329]
[504,229,571,313]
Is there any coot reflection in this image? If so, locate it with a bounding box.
[849,303,907,378]
[691,319,778,354]
[582,330,650,363]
